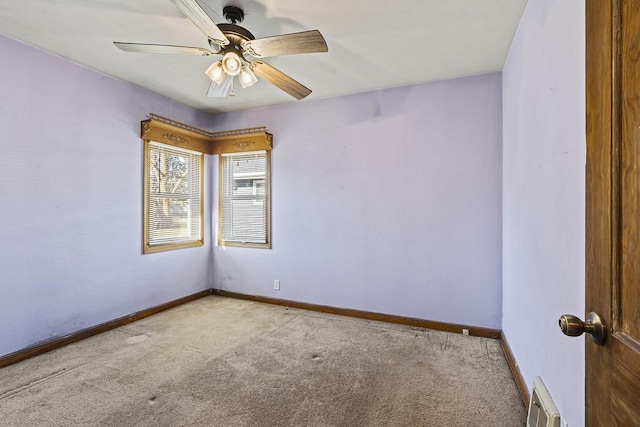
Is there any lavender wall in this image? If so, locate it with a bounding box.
[0,34,212,357]
[210,73,503,329]
[502,0,585,425]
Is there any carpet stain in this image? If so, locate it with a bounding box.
[442,335,450,351]
[125,335,148,345]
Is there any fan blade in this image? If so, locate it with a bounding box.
[250,60,311,100]
[206,76,232,98]
[242,30,328,58]
[170,0,229,46]
[113,42,217,56]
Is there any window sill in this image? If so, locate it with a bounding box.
[144,240,204,254]
[218,240,271,249]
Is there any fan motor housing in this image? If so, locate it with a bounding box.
[209,23,255,54]
[218,23,254,42]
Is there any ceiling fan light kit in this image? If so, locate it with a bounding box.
[113,0,328,100]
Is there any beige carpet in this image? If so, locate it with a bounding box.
[0,296,526,426]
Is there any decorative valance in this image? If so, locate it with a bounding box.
[209,127,273,154]
[141,114,213,154]
[140,114,272,155]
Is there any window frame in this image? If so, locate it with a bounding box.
[217,150,271,249]
[143,139,204,254]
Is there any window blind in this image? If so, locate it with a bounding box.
[220,150,268,244]
[147,141,202,246]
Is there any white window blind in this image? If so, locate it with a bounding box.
[220,150,269,245]
[147,141,202,247]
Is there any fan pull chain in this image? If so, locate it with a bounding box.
[229,77,236,97]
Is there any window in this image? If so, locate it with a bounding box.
[144,141,203,253]
[219,150,270,248]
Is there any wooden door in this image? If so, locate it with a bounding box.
[586,0,640,425]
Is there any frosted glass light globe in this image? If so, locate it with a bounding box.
[222,52,242,76]
[239,65,257,88]
[205,61,225,85]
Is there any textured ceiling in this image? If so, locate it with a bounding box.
[0,0,527,113]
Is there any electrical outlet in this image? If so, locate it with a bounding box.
[462,329,470,336]
[274,280,280,290]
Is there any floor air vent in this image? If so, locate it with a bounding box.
[527,377,560,427]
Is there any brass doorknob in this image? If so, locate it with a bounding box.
[558,312,607,346]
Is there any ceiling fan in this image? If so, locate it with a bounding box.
[113,0,328,100]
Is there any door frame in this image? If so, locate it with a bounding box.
[585,0,620,424]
